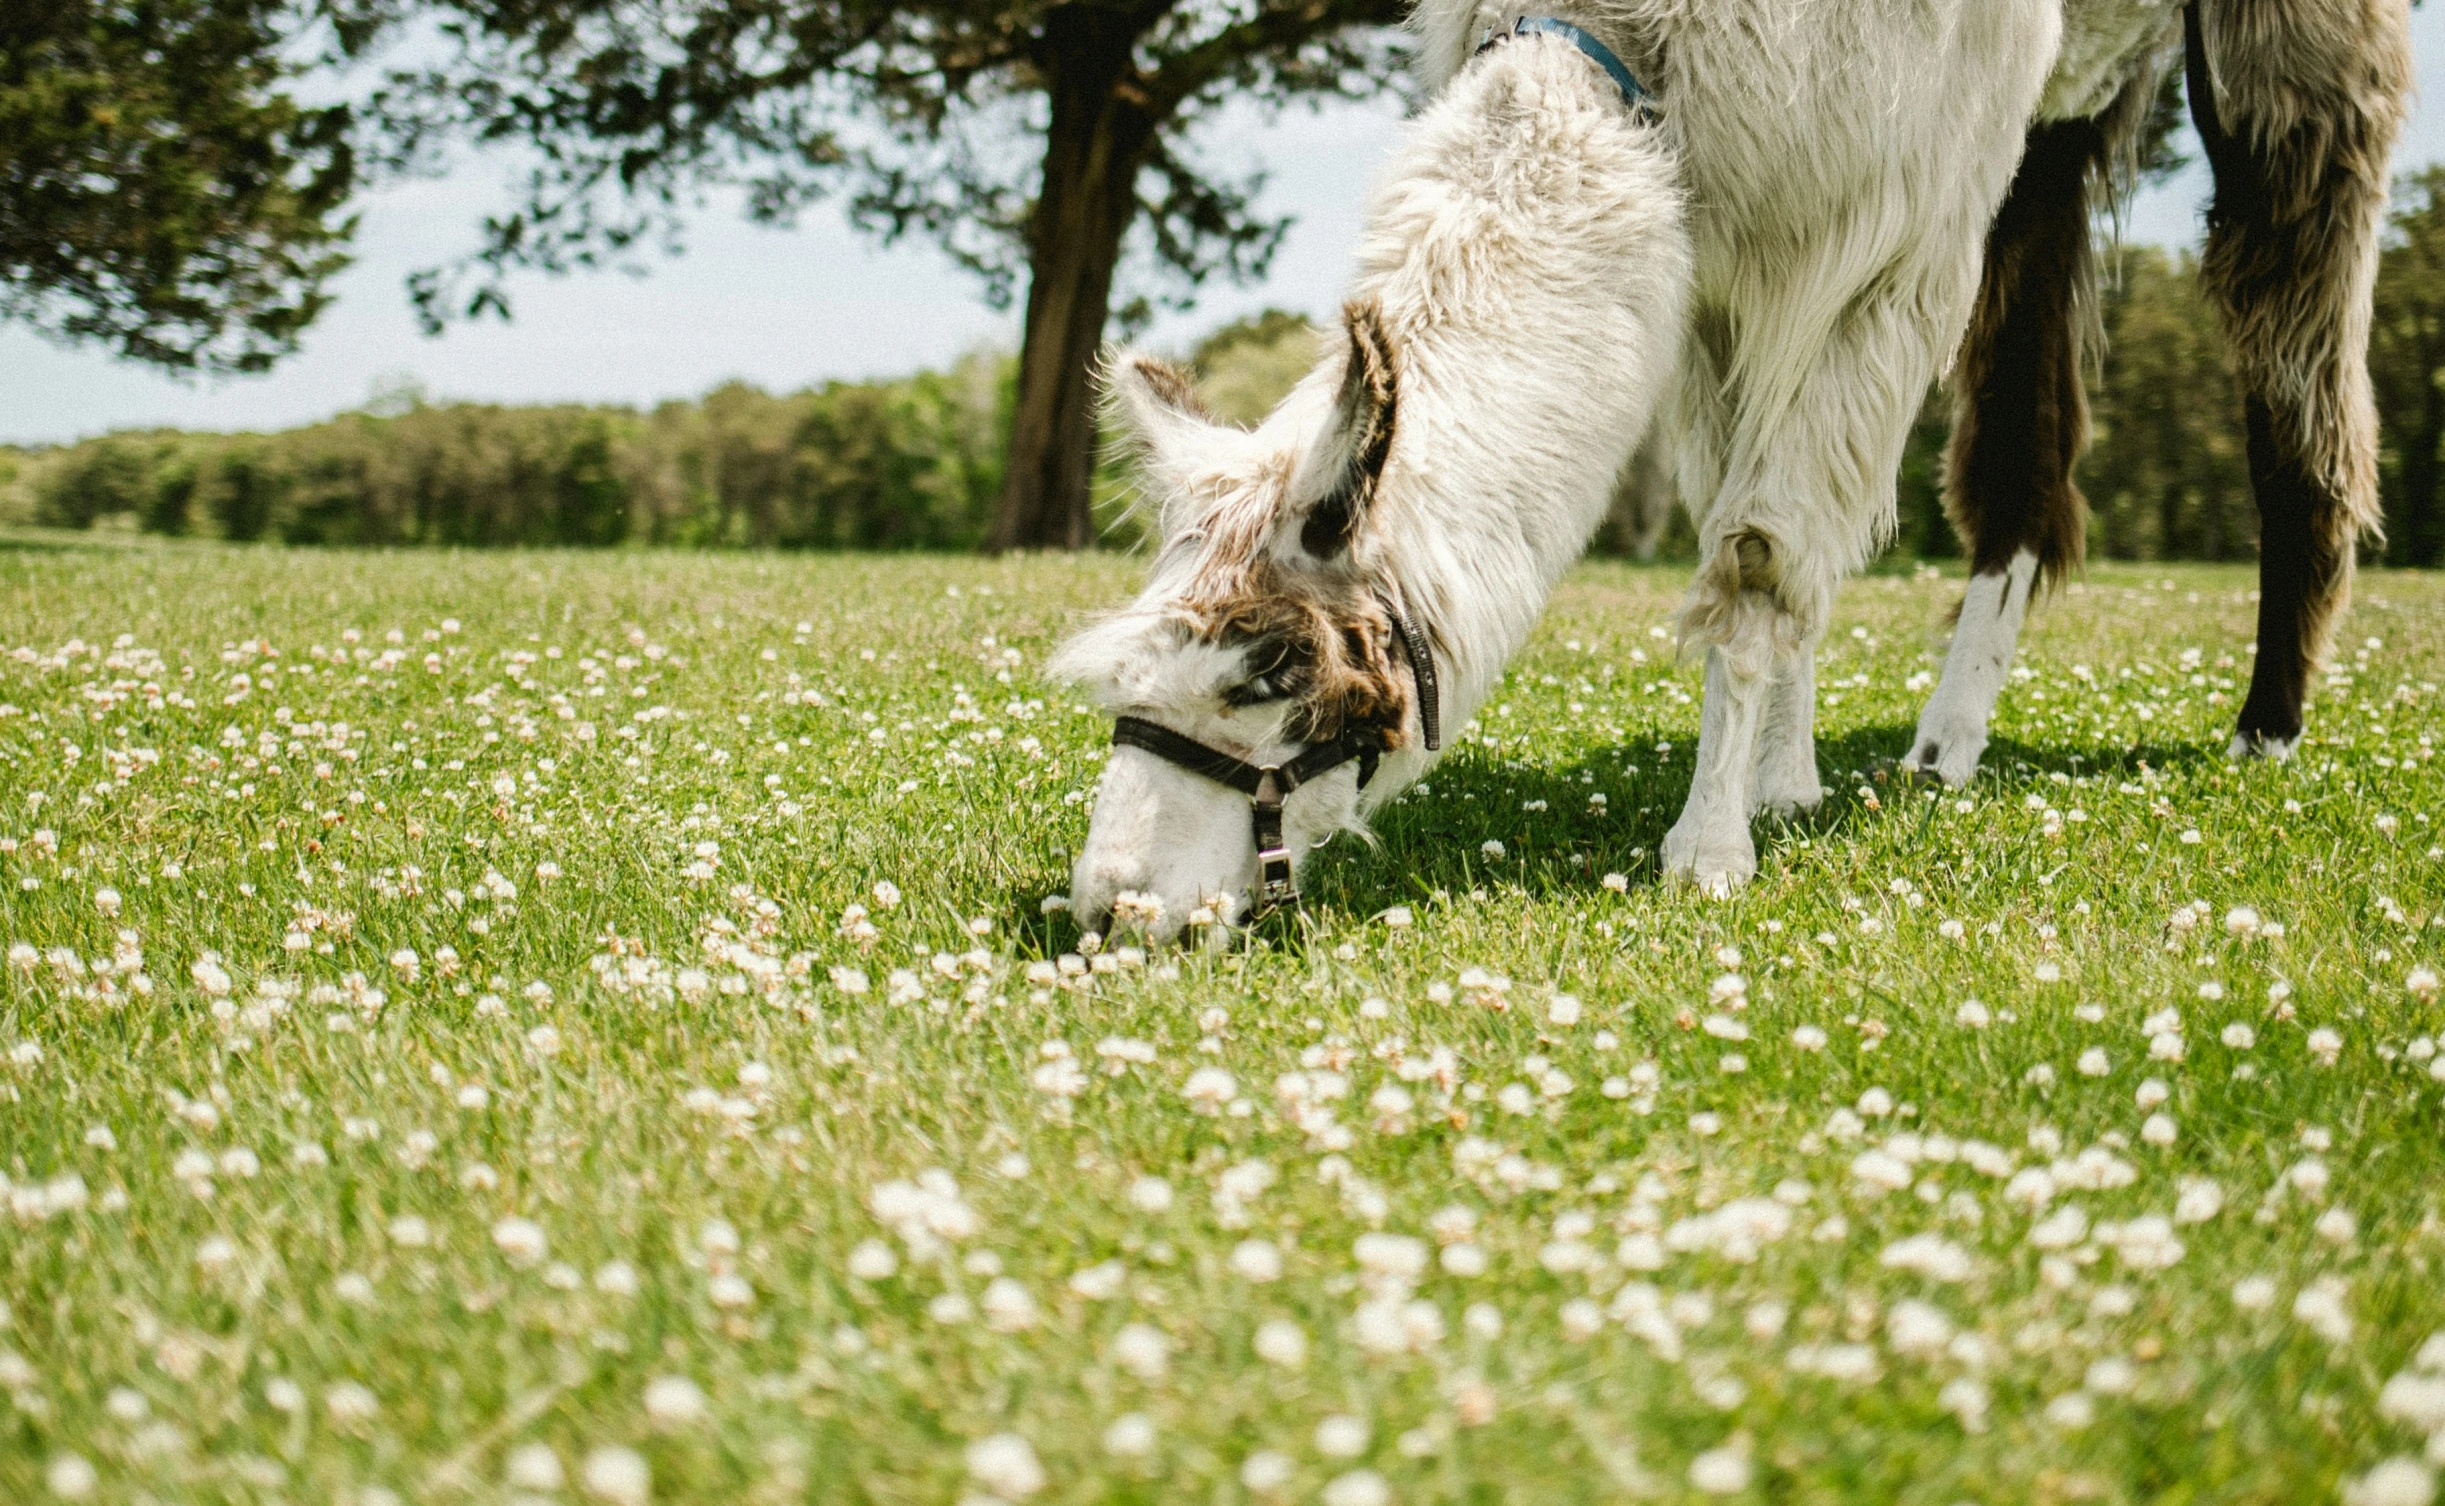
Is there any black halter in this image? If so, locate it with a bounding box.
[1109,594,1441,914]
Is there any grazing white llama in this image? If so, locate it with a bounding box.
[1053,0,2409,939]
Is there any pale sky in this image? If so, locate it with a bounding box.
[6,13,2442,447]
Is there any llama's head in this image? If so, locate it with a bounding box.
[1052,301,1428,942]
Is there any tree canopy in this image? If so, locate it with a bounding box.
[0,0,357,372]
[344,0,1410,547]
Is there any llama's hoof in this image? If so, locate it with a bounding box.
[1899,729,1984,788]
[2227,729,2297,762]
[1662,818,1756,898]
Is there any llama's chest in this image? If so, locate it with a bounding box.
[2043,0,2182,120]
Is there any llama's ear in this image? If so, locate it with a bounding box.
[1105,353,1219,466]
[1295,300,1399,561]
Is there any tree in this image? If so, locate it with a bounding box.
[0,0,357,372]
[349,0,1408,549]
[2370,166,2445,569]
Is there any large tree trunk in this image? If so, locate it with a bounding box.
[989,10,1158,552]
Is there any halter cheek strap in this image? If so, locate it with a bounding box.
[1107,593,1440,914]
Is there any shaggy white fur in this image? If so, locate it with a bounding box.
[1060,1,2195,928]
[1057,34,1688,937]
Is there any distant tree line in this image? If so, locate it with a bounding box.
[10,173,2445,565]
[2,355,1010,549]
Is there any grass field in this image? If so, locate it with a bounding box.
[3,542,2443,1506]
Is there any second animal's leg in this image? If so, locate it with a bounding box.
[2187,0,2409,758]
[1904,115,2113,785]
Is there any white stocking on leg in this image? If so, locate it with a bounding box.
[1751,641,1822,817]
[1664,644,1772,896]
[1902,549,2038,786]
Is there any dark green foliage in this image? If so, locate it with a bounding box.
[2371,166,2445,568]
[8,356,1012,550]
[0,0,356,372]
[2083,245,2255,561]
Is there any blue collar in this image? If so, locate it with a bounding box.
[1476,15,1654,116]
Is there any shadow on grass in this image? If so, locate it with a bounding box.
[1007,717,2235,956]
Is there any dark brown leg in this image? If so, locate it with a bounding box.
[1903,113,2115,784]
[2187,0,2409,756]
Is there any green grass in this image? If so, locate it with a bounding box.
[2,543,2442,1506]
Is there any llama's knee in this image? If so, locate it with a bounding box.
[1678,528,1811,681]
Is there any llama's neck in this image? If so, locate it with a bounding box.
[1345,35,1689,788]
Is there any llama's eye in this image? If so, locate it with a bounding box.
[1223,677,1285,708]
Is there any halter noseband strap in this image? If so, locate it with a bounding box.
[1108,593,1441,915]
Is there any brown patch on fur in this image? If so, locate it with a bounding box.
[1126,355,1219,426]
[1188,564,1413,747]
[2187,0,2410,738]
[1945,117,2111,594]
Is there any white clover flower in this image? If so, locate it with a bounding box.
[980,1278,1039,1332]
[2410,965,2442,1003]
[1689,1446,1751,1495]
[1111,1323,1171,1381]
[2378,1372,2445,1431]
[2315,1206,2359,1246]
[492,1217,548,1267]
[2222,1022,2256,1049]
[642,1375,707,1426]
[1315,1415,1371,1458]
[45,1455,99,1500]
[1792,1024,1828,1051]
[1880,1234,1974,1283]
[1559,1298,1605,1341]
[1886,1299,1953,1357]
[506,1445,565,1492]
[1322,1471,1391,1506]
[2308,1027,2344,1065]
[1127,1176,1174,1213]
[2294,1277,2353,1343]
[964,1433,1048,1500]
[1254,1319,1309,1368]
[325,1382,379,1423]
[2174,1178,2225,1224]
[2029,1207,2088,1250]
[1182,1067,1237,1112]
[1955,999,1991,1029]
[2142,1113,2177,1147]
[1230,1241,1284,1283]
[2231,1275,2279,1311]
[2079,1048,2111,1077]
[2346,1459,2438,1506]
[1240,1451,1295,1492]
[581,1446,651,1506]
[1103,1413,1157,1458]
[1480,840,1505,859]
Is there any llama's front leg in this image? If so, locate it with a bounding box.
[1902,549,2038,786]
[1663,647,1772,895]
[1751,639,1823,817]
